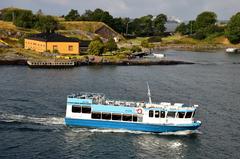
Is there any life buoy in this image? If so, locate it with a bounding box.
[136,108,143,114]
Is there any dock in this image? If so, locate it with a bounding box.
[27,60,75,68]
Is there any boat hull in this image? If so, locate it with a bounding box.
[65,118,201,133]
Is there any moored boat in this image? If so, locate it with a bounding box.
[65,85,201,133]
[226,48,239,53]
[27,60,75,68]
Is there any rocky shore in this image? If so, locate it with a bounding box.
[0,58,194,67]
[75,59,194,66]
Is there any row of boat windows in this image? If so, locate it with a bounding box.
[72,105,91,113]
[92,112,138,122]
[72,105,138,122]
[149,110,194,118]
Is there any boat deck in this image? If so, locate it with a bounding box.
[68,92,197,110]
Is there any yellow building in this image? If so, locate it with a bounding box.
[24,33,80,55]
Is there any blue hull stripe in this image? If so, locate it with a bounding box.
[65,118,201,133]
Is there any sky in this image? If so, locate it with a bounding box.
[0,0,240,20]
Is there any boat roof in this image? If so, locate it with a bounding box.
[68,92,105,99]
[67,92,198,110]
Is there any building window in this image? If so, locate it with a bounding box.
[82,106,91,113]
[68,45,73,51]
[149,110,154,118]
[167,112,176,118]
[53,45,58,51]
[185,112,193,118]
[72,105,81,113]
[155,111,160,118]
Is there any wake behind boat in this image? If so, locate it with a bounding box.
[65,85,201,133]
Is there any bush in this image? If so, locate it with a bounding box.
[104,37,118,52]
[141,40,149,48]
[148,36,162,43]
[225,12,240,44]
[130,45,142,53]
[88,40,104,55]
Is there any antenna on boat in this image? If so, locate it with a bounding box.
[147,82,152,104]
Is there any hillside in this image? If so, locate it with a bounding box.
[60,21,124,41]
[0,20,123,42]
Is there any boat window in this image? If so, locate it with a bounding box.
[91,112,101,119]
[102,113,111,120]
[133,115,138,122]
[82,106,91,113]
[123,115,133,121]
[160,111,165,118]
[185,112,192,118]
[167,112,176,118]
[112,114,121,121]
[155,111,160,118]
[177,112,185,118]
[149,110,154,117]
[72,105,81,113]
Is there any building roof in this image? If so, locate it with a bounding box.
[26,33,79,42]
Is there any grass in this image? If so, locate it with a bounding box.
[0,20,17,30]
[162,34,200,45]
[61,21,105,32]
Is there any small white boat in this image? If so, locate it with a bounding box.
[226,48,239,53]
[152,53,165,58]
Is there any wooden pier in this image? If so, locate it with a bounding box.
[27,60,75,68]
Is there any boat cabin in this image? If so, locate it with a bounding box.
[66,93,197,125]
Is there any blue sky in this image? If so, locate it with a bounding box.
[0,0,239,20]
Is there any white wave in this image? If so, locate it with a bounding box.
[70,128,201,135]
[0,113,201,135]
[160,130,202,135]
[0,113,64,126]
[71,128,152,134]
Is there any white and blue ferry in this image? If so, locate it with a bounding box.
[65,86,201,133]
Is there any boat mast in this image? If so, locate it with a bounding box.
[147,82,152,104]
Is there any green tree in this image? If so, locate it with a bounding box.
[13,10,35,28]
[1,8,32,22]
[35,15,59,33]
[131,15,154,36]
[88,40,104,55]
[187,20,197,35]
[65,9,80,21]
[225,12,240,44]
[80,8,114,27]
[104,37,118,52]
[175,23,188,35]
[193,11,218,39]
[195,11,217,29]
[153,14,167,35]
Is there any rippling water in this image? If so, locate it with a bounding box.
[0,50,240,159]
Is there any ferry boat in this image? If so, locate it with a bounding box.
[65,85,201,133]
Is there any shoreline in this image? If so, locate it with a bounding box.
[0,59,194,67]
